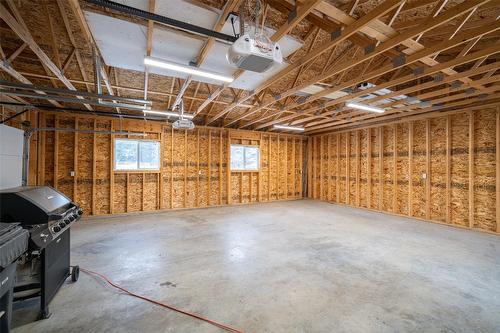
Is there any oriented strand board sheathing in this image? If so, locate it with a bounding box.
[412,120,426,219]
[451,113,470,227]
[474,110,496,231]
[396,123,409,216]
[309,108,500,235]
[128,173,143,212]
[113,173,127,213]
[338,133,346,204]
[75,118,93,214]
[198,129,209,207]
[370,128,380,209]
[359,129,368,208]
[95,120,111,214]
[430,118,447,223]
[28,112,305,216]
[349,132,356,205]
[57,117,75,200]
[382,126,394,212]
[172,130,185,208]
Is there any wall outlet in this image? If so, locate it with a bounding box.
[70,171,75,177]
[422,173,427,179]
[198,170,202,175]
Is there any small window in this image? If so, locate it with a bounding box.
[230,145,260,171]
[115,139,160,170]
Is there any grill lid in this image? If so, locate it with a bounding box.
[0,186,73,224]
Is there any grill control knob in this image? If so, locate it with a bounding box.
[59,221,66,228]
[53,226,61,233]
[77,209,83,216]
[64,218,70,224]
[69,215,75,222]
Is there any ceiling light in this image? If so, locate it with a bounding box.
[273,124,305,131]
[346,102,384,113]
[144,110,194,119]
[144,57,233,83]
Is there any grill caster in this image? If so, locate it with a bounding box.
[71,266,80,282]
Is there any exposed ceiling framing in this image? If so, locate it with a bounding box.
[0,0,499,134]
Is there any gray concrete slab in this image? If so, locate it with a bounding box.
[12,200,500,333]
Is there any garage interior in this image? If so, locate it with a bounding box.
[0,0,499,332]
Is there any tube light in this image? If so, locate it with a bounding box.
[346,102,384,113]
[144,110,194,119]
[144,57,233,83]
[273,124,305,131]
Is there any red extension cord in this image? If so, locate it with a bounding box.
[80,268,245,333]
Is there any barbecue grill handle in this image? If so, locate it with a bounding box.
[49,214,64,220]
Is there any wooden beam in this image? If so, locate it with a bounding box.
[446,115,451,224]
[260,19,498,129]
[346,133,350,204]
[469,110,475,228]
[496,107,500,233]
[1,2,92,110]
[6,42,27,63]
[209,0,404,125]
[379,127,383,210]
[408,121,413,216]
[335,134,339,202]
[426,119,431,220]
[393,124,397,213]
[196,0,320,118]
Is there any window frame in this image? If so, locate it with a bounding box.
[230,144,260,171]
[114,138,161,171]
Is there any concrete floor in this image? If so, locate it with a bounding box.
[12,200,500,333]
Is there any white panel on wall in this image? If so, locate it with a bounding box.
[0,124,24,190]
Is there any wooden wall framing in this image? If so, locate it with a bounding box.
[26,112,306,216]
[309,108,500,235]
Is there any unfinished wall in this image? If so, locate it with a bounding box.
[309,108,500,235]
[25,111,306,216]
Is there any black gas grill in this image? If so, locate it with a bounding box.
[0,223,29,333]
[0,186,82,319]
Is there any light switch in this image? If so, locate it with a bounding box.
[422,173,427,179]
[70,171,75,177]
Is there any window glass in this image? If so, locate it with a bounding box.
[114,139,160,170]
[230,145,260,170]
[230,145,245,170]
[244,146,259,170]
[115,139,138,170]
[139,141,160,169]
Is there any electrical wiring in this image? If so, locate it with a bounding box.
[79,268,245,333]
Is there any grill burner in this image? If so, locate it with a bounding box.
[0,186,82,319]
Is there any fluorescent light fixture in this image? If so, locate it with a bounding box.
[346,102,384,113]
[273,124,305,131]
[144,110,194,119]
[144,57,233,83]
